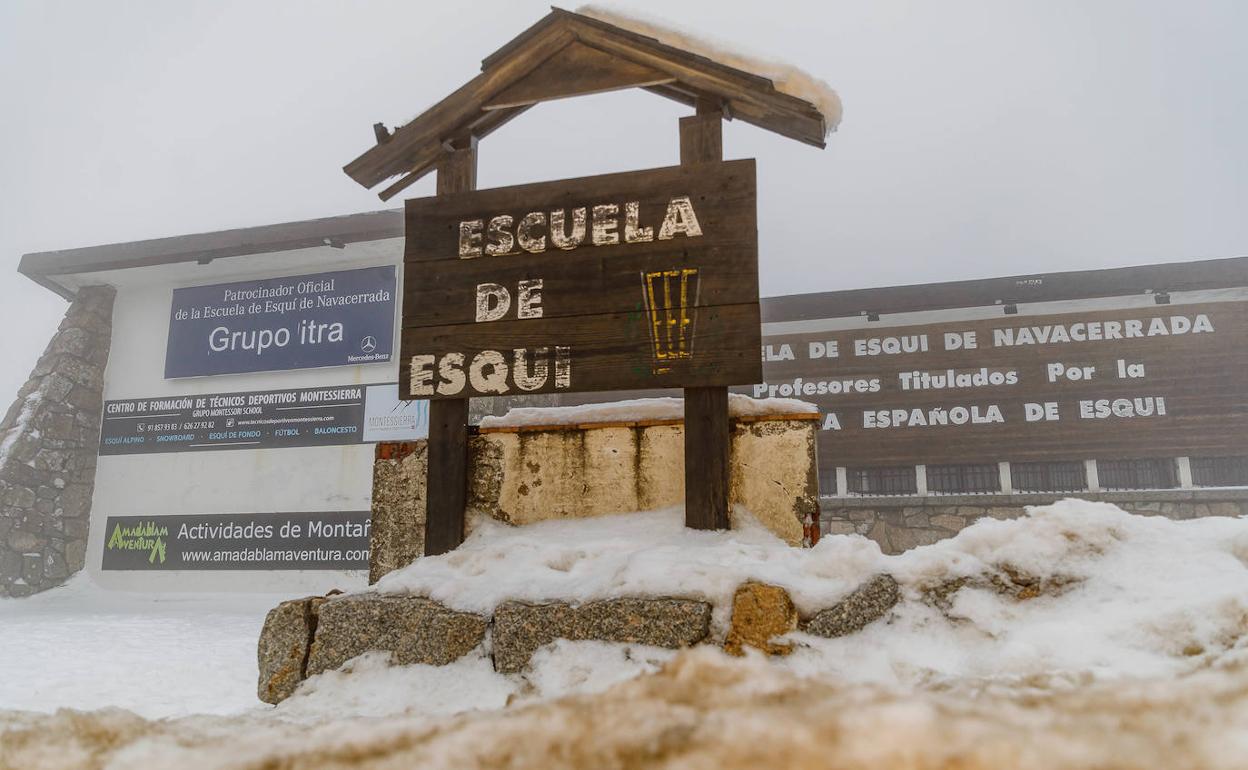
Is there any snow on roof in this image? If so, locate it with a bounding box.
[577,4,843,135]
[478,394,817,429]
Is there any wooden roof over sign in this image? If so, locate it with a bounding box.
[343,7,831,201]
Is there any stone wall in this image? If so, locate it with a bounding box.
[259,574,900,703]
[821,489,1248,554]
[0,286,115,596]
[370,415,821,582]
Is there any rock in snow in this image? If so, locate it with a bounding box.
[257,596,326,705]
[723,582,798,656]
[306,595,488,676]
[803,574,901,638]
[492,598,711,674]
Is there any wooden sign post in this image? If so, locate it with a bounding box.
[425,138,476,556]
[680,99,730,531]
[341,9,831,556]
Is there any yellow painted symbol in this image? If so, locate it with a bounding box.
[641,268,699,374]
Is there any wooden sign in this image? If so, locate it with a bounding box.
[756,298,1248,465]
[401,160,760,399]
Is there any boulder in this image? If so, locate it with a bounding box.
[257,596,326,705]
[306,594,487,677]
[493,597,711,673]
[804,574,899,638]
[724,582,798,656]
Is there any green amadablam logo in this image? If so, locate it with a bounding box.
[106,521,169,564]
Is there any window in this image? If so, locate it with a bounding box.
[1190,456,1248,487]
[1097,458,1177,490]
[1011,461,1087,493]
[818,463,839,496]
[926,463,1000,494]
[847,466,917,496]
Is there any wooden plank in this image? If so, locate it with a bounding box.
[344,24,575,188]
[403,246,758,328]
[401,159,757,327]
[484,40,674,109]
[679,103,723,164]
[400,303,762,399]
[680,102,732,532]
[423,142,477,558]
[403,159,756,262]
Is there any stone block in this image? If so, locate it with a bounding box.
[637,425,684,510]
[903,511,930,527]
[822,520,856,536]
[466,435,503,518]
[39,374,74,404]
[865,520,893,553]
[6,485,36,510]
[929,514,966,531]
[62,518,89,539]
[724,582,797,656]
[306,595,487,677]
[21,553,43,583]
[368,444,426,584]
[984,507,1021,520]
[65,385,104,414]
[55,357,101,389]
[43,551,68,580]
[729,419,817,546]
[64,539,87,571]
[493,597,711,673]
[7,529,42,552]
[257,596,326,705]
[583,427,640,515]
[804,575,900,638]
[1209,502,1243,517]
[889,527,949,552]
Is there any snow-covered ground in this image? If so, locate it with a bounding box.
[0,579,288,718]
[2,500,1246,769]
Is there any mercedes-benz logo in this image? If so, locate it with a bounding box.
[360,336,377,353]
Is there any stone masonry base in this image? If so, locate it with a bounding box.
[821,489,1248,554]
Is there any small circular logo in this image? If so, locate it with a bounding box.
[360,336,377,353]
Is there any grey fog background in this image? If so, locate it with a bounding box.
[1,0,1245,407]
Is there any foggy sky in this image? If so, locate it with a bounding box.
[1,0,1245,406]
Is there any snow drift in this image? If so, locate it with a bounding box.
[2,499,1246,769]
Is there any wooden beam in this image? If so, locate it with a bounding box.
[423,140,477,556]
[680,100,732,532]
[344,25,574,188]
[484,40,674,110]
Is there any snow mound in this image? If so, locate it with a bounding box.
[374,499,1248,685]
[5,649,1247,770]
[478,394,817,429]
[577,4,843,134]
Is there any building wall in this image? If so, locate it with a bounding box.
[0,287,114,596]
[83,242,403,593]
